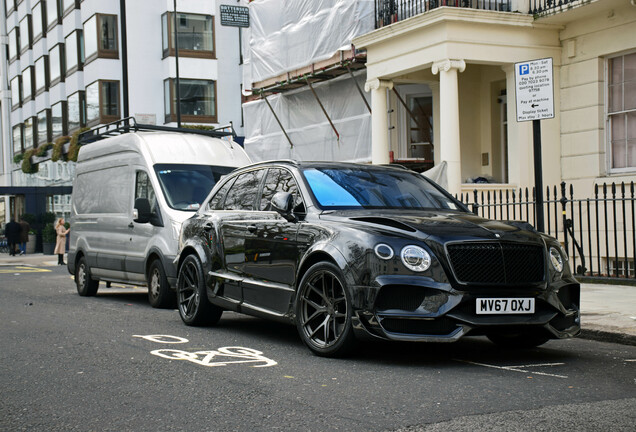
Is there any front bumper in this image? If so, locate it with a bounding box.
[351,276,581,343]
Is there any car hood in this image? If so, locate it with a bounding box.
[320,210,543,244]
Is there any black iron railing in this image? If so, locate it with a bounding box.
[529,0,578,15]
[459,182,636,281]
[375,0,513,27]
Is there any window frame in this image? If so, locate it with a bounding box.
[62,0,79,18]
[83,13,119,64]
[6,0,16,17]
[12,124,23,155]
[34,55,49,96]
[8,27,19,63]
[19,14,32,54]
[37,109,51,146]
[607,50,636,173]
[51,100,68,139]
[86,79,121,126]
[10,76,22,110]
[32,1,46,43]
[47,0,62,30]
[67,90,86,133]
[163,77,218,124]
[22,66,35,103]
[161,11,216,59]
[24,116,36,150]
[49,43,65,86]
[64,30,84,75]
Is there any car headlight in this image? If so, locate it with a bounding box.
[374,243,394,260]
[549,246,564,272]
[400,245,431,272]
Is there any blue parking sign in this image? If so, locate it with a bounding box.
[519,64,529,75]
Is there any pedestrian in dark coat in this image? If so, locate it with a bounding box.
[4,218,21,256]
[19,218,30,255]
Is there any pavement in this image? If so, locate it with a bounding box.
[1,253,634,346]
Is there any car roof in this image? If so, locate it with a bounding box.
[236,160,410,173]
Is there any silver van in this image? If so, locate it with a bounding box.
[68,120,251,307]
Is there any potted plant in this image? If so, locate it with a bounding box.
[42,223,56,255]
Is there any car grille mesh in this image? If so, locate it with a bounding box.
[446,242,545,285]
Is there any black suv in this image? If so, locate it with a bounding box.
[174,161,580,357]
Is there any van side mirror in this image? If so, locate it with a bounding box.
[134,198,152,224]
[271,192,296,222]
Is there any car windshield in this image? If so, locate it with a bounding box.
[154,164,235,211]
[302,167,464,211]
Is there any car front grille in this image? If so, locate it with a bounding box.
[446,242,545,285]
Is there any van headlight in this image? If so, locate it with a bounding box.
[171,220,183,240]
[400,245,431,272]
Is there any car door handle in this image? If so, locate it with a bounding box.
[247,225,257,233]
[203,222,213,232]
[128,222,134,228]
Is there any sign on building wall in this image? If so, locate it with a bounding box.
[220,5,250,28]
[514,58,554,122]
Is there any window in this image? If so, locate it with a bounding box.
[24,117,35,149]
[74,166,130,215]
[37,109,50,145]
[608,52,636,170]
[32,2,46,41]
[22,66,34,102]
[135,171,158,214]
[8,28,19,62]
[161,12,215,59]
[164,78,217,123]
[13,124,23,154]
[259,169,301,211]
[51,101,67,138]
[49,44,65,85]
[67,91,86,132]
[6,0,15,16]
[65,30,84,75]
[19,15,31,54]
[47,0,61,29]
[84,14,118,62]
[223,170,265,210]
[208,178,236,210]
[86,80,120,125]
[62,0,78,16]
[10,76,21,109]
[35,56,49,94]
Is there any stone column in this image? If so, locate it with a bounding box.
[365,78,394,165]
[432,59,466,196]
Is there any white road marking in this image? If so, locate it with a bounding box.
[151,347,277,368]
[133,334,189,344]
[456,359,568,379]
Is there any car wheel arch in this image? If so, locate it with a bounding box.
[296,244,356,291]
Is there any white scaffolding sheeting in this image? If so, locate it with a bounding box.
[244,0,374,86]
[243,73,371,162]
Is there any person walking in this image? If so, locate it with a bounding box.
[54,217,70,265]
[18,217,30,255]
[4,218,21,256]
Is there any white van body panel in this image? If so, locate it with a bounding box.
[69,131,251,296]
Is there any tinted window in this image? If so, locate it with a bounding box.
[208,177,236,211]
[74,165,130,214]
[135,171,158,213]
[154,164,234,211]
[223,170,265,210]
[259,168,301,211]
[302,167,462,211]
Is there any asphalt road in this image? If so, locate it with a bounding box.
[1,264,635,431]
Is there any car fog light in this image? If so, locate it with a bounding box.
[374,243,394,260]
[549,247,564,272]
[400,245,431,272]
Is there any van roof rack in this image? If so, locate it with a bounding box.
[78,117,233,145]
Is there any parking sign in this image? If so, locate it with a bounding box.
[514,58,554,122]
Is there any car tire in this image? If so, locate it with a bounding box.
[76,256,99,297]
[176,254,222,326]
[295,261,356,357]
[148,259,176,309]
[487,331,551,349]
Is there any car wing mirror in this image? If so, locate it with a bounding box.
[271,192,296,222]
[134,198,152,224]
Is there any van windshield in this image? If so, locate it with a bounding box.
[154,164,235,211]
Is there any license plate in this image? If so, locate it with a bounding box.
[476,298,535,314]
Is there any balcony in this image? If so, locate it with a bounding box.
[375,1,516,28]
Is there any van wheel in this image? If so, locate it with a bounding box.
[177,254,222,326]
[148,260,176,309]
[76,256,99,296]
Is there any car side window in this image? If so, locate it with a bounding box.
[135,171,158,213]
[223,170,265,210]
[259,168,302,211]
[207,177,236,211]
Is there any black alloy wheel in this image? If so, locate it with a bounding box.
[177,254,222,326]
[147,259,176,308]
[296,261,355,357]
[75,256,99,296]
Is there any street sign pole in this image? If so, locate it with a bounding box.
[532,119,545,232]
[515,58,554,233]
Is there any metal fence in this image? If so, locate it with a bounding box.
[459,182,636,282]
[375,0,513,27]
